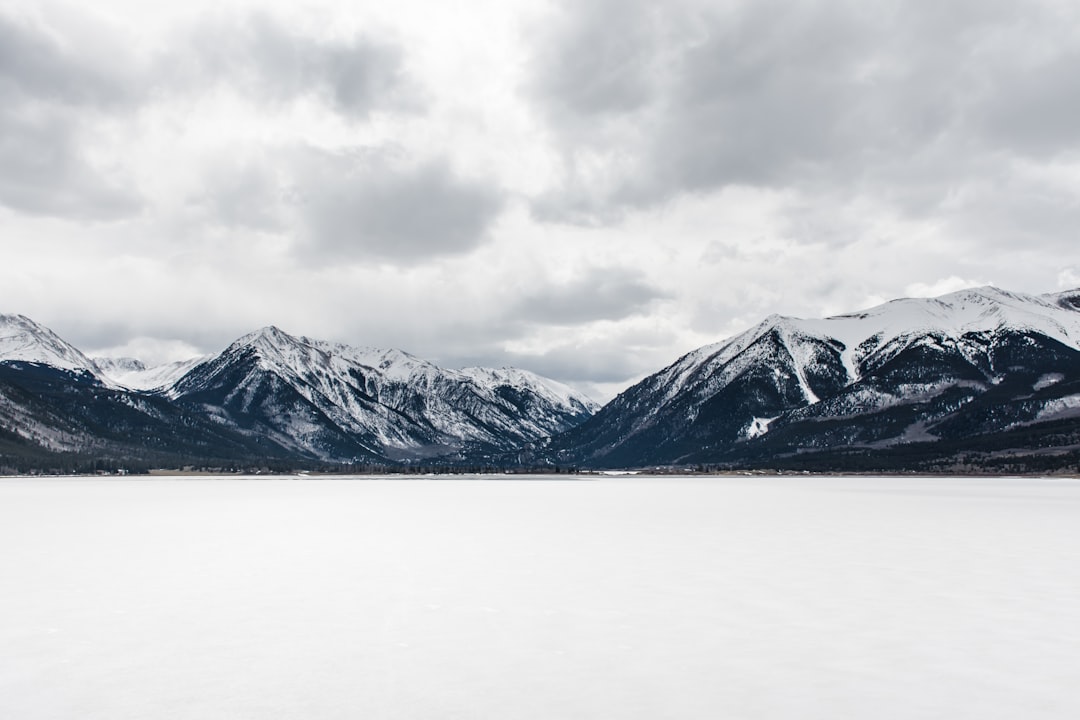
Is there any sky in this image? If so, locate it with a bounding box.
[2,0,1079,400]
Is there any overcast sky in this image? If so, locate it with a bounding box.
[2,0,1079,400]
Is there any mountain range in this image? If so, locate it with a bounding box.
[532,286,1080,473]
[3,285,1080,474]
[0,316,596,472]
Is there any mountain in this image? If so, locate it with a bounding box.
[2,315,598,470]
[6,288,1080,474]
[537,286,1080,472]
[0,314,107,382]
[0,359,300,475]
[94,356,206,391]
[170,326,598,462]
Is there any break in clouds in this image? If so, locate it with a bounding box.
[2,0,1080,398]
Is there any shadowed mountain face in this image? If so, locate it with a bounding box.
[0,361,301,472]
[170,326,598,462]
[535,287,1080,470]
[0,316,598,470]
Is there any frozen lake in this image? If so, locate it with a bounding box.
[2,474,1078,719]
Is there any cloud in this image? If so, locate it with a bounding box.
[528,0,666,122]
[513,268,670,324]
[5,0,1080,403]
[292,147,505,263]
[525,0,1080,242]
[0,108,142,220]
[0,10,143,219]
[905,276,989,299]
[86,337,205,367]
[976,55,1080,157]
[0,7,423,223]
[181,12,419,118]
[505,345,646,385]
[0,10,140,108]
[190,154,285,231]
[492,318,690,400]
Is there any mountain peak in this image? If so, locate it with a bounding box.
[94,356,147,373]
[543,283,1080,469]
[93,355,205,392]
[252,325,293,342]
[935,285,1034,306]
[0,313,104,378]
[231,325,306,353]
[1044,287,1080,311]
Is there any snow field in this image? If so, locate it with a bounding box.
[1,475,1078,720]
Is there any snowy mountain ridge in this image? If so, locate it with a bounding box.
[6,285,1080,472]
[1,315,598,467]
[170,324,598,460]
[0,314,108,381]
[541,285,1080,469]
[94,356,207,391]
[675,286,1080,391]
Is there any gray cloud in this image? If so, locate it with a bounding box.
[293,148,505,263]
[0,11,143,219]
[528,0,666,122]
[182,13,419,118]
[526,0,1080,242]
[504,345,647,385]
[0,8,422,224]
[514,268,670,324]
[192,156,284,232]
[0,109,142,220]
[0,12,139,108]
[975,48,1080,158]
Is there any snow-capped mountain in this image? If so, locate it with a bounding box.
[1,334,294,471]
[540,286,1080,470]
[5,288,1080,474]
[1,315,597,470]
[0,314,106,382]
[170,326,598,462]
[94,356,206,391]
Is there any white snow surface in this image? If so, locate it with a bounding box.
[2,475,1079,720]
[745,416,779,439]
[93,356,206,391]
[0,314,104,379]
[459,365,598,411]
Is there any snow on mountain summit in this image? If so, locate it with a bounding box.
[93,355,206,392]
[1046,287,1080,311]
[94,357,147,374]
[0,314,104,379]
[666,286,1080,398]
[460,366,600,414]
[542,284,1080,469]
[171,324,598,461]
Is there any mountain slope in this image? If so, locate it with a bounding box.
[169,326,598,462]
[3,317,596,470]
[94,356,206,391]
[0,314,105,381]
[0,360,306,473]
[539,286,1080,469]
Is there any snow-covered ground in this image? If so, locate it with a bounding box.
[1,475,1078,719]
